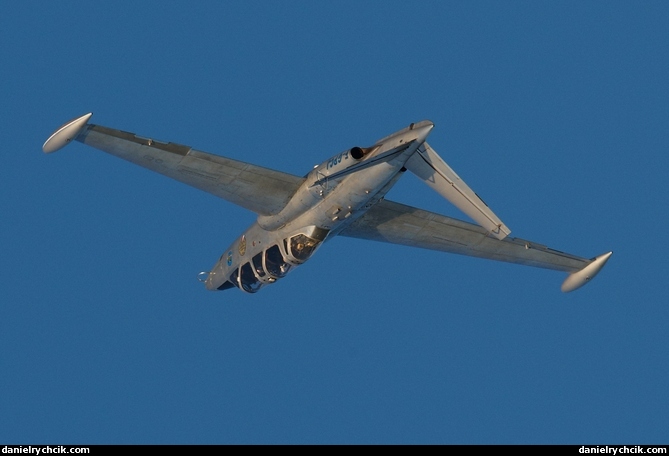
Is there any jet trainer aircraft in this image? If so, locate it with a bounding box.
[43,113,612,294]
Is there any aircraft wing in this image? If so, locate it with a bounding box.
[45,114,305,216]
[340,199,593,273]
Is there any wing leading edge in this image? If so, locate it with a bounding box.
[44,113,304,216]
[340,199,611,291]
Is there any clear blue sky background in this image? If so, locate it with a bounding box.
[1,1,668,444]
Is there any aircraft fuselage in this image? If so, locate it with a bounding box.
[205,121,434,293]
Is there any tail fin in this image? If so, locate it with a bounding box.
[404,142,511,240]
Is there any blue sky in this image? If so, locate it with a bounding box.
[1,1,668,444]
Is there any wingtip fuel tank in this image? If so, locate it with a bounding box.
[42,112,93,153]
[561,251,613,293]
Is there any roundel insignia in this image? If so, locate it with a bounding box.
[226,251,233,266]
[239,235,247,256]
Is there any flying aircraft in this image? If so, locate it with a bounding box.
[43,113,611,294]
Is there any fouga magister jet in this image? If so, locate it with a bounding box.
[43,113,612,294]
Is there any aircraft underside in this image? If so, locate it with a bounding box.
[43,114,612,294]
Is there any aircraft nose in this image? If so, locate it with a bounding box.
[414,122,434,144]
